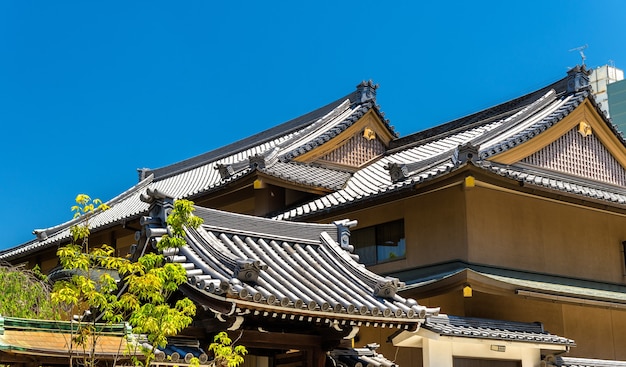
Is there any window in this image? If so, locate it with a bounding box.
[351,219,405,265]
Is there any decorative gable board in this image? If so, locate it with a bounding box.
[488,98,626,185]
[521,127,626,186]
[318,132,387,167]
[293,109,394,168]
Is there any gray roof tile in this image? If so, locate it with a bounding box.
[483,162,626,204]
[561,357,626,367]
[276,75,626,221]
[0,85,382,260]
[261,161,351,191]
[165,206,438,325]
[423,315,574,345]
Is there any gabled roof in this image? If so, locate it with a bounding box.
[396,261,626,307]
[0,82,395,261]
[560,357,626,367]
[422,314,575,346]
[391,314,574,353]
[276,66,626,221]
[140,197,438,328]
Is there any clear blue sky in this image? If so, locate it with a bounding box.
[2,1,626,249]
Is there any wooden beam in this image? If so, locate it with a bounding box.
[232,330,322,350]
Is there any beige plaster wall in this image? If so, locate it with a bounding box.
[418,290,626,361]
[324,185,469,275]
[464,186,626,283]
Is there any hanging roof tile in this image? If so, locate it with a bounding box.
[0,82,392,261]
[422,315,575,346]
[560,357,626,367]
[155,204,439,326]
[276,69,626,221]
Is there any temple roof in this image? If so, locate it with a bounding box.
[276,67,626,220]
[4,67,626,262]
[422,315,575,346]
[150,203,439,327]
[396,261,626,307]
[0,82,392,261]
[560,357,626,367]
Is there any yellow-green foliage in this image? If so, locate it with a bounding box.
[0,264,59,319]
[52,194,202,367]
[209,332,248,367]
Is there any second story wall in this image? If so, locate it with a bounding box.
[465,185,626,284]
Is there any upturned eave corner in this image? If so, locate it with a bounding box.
[488,98,626,169]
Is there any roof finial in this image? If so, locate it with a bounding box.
[569,44,588,66]
[355,80,378,104]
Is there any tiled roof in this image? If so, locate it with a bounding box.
[479,91,588,159]
[0,84,386,261]
[160,205,439,326]
[422,315,575,346]
[560,357,626,367]
[483,161,626,204]
[261,161,352,191]
[275,116,504,220]
[282,101,393,161]
[276,71,626,221]
[396,262,626,305]
[328,344,397,367]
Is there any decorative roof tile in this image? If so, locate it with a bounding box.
[153,204,439,325]
[423,315,575,345]
[329,344,397,367]
[560,357,626,367]
[276,72,626,221]
[483,161,626,205]
[1,84,388,260]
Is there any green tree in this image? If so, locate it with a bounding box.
[209,332,248,367]
[52,194,202,367]
[0,263,59,319]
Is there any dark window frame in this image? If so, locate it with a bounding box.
[350,219,405,266]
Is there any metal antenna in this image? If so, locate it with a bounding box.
[569,44,588,65]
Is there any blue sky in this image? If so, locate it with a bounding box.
[2,1,626,249]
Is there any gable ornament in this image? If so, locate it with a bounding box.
[578,121,592,137]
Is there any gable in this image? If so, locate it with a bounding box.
[317,131,387,167]
[489,98,626,185]
[521,126,626,186]
[292,109,395,168]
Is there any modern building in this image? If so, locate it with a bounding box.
[608,78,626,133]
[3,65,626,366]
[589,64,624,117]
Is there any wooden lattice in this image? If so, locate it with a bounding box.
[320,133,386,167]
[522,127,626,186]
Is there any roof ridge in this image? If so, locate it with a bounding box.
[31,174,154,240]
[147,92,357,180]
[485,160,626,195]
[480,91,587,159]
[390,74,570,150]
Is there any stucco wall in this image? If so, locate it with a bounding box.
[418,290,626,361]
[465,186,626,284]
[324,185,469,275]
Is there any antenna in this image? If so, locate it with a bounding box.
[569,44,588,65]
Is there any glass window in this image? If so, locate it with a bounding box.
[351,219,405,265]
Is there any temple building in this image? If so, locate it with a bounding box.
[2,65,626,366]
